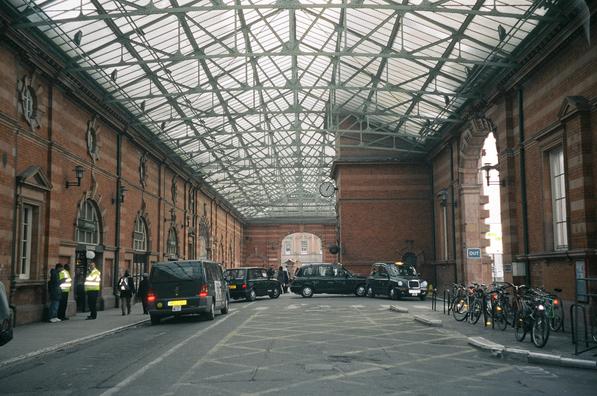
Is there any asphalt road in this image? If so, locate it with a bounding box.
[0,293,595,395]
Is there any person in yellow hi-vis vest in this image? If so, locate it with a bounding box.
[58,263,72,320]
[84,262,101,320]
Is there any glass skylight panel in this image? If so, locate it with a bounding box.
[9,0,561,219]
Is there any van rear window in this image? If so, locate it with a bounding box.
[151,262,204,282]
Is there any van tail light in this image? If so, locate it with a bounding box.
[242,283,247,289]
[147,289,156,303]
[199,284,209,297]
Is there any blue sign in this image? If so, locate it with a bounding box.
[467,248,481,259]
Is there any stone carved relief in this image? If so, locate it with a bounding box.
[139,152,148,188]
[171,175,177,203]
[17,72,44,130]
[86,116,101,162]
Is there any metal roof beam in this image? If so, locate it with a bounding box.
[13,3,558,28]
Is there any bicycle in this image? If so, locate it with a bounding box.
[514,289,550,348]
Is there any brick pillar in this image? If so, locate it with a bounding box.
[559,97,594,249]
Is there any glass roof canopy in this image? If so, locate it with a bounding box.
[7,0,565,221]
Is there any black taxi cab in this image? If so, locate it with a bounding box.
[224,267,282,301]
[147,260,229,325]
[366,262,428,300]
[290,263,367,298]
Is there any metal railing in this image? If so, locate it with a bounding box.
[570,277,597,355]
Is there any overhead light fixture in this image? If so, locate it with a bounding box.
[498,25,507,42]
[110,69,118,82]
[65,165,84,188]
[480,163,504,186]
[73,30,83,46]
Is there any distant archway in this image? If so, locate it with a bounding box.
[280,232,323,274]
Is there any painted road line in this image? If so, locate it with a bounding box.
[98,303,252,396]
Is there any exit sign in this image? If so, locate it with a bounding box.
[467,248,481,259]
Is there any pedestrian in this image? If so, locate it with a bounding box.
[283,268,290,293]
[276,266,288,293]
[266,266,275,279]
[84,261,101,320]
[57,263,72,320]
[117,270,135,315]
[137,273,149,314]
[48,264,62,323]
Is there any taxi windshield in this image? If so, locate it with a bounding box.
[394,264,418,276]
[225,269,246,280]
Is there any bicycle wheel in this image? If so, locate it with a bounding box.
[549,299,563,332]
[532,312,550,348]
[468,299,482,325]
[452,297,469,322]
[494,303,508,331]
[514,311,527,342]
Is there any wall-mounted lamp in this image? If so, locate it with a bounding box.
[112,185,127,204]
[438,189,457,207]
[480,163,504,186]
[65,165,84,188]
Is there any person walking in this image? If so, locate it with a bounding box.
[57,263,72,320]
[84,262,101,320]
[48,264,62,323]
[117,270,135,315]
[137,273,149,315]
[276,266,288,294]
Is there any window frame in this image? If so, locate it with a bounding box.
[166,227,178,257]
[133,216,148,252]
[19,204,34,279]
[549,146,568,251]
[76,199,100,245]
[300,239,308,255]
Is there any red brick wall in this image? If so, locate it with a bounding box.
[242,223,337,269]
[0,41,244,324]
[336,162,434,278]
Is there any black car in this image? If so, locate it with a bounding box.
[0,281,14,346]
[147,260,229,325]
[224,267,282,301]
[290,263,367,298]
[366,262,428,300]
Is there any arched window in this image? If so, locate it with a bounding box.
[76,199,100,245]
[166,227,178,257]
[133,216,148,252]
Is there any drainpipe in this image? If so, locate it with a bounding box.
[450,141,458,284]
[9,132,20,304]
[113,132,122,302]
[518,87,531,285]
[430,162,437,288]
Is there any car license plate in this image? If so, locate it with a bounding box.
[229,284,237,289]
[409,289,420,295]
[172,305,182,312]
[167,300,187,306]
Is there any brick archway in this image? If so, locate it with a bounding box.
[242,223,337,268]
[457,117,496,284]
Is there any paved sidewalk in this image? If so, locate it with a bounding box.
[0,303,149,368]
[390,299,597,369]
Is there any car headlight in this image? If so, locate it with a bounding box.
[397,281,403,287]
[420,281,428,289]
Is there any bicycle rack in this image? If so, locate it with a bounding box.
[443,290,451,315]
[431,289,437,311]
[570,303,597,355]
